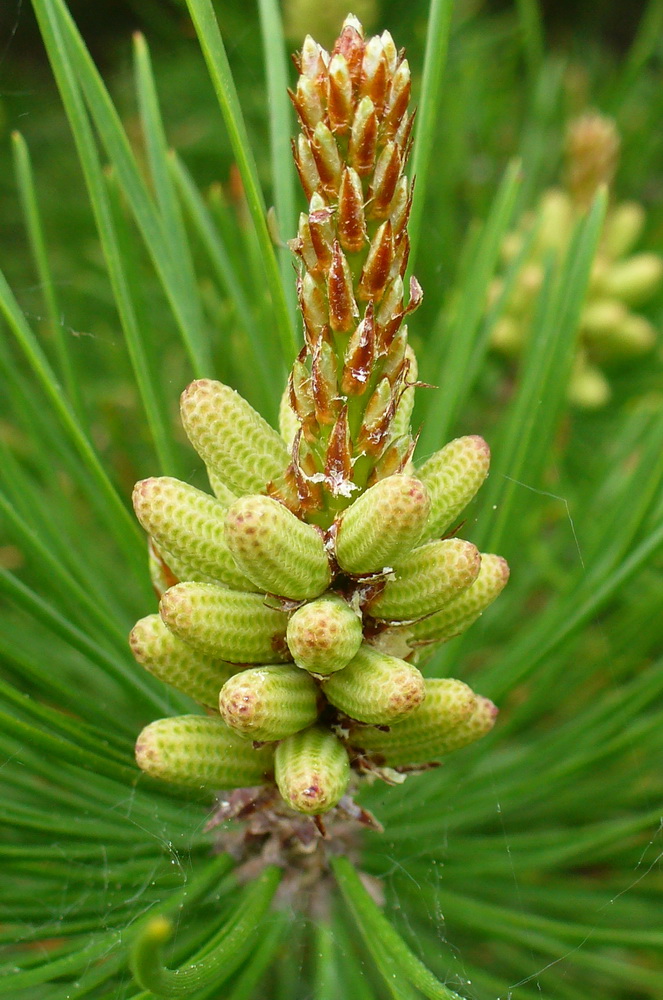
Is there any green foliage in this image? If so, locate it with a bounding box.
[1,0,662,997]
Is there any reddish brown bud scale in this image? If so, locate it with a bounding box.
[359,221,394,300]
[293,135,321,202]
[333,20,364,89]
[361,37,389,112]
[311,340,340,425]
[369,143,402,219]
[349,97,378,176]
[337,168,367,253]
[327,54,354,133]
[311,122,342,194]
[341,303,376,395]
[324,407,354,496]
[358,377,398,456]
[299,272,327,344]
[308,197,335,271]
[391,231,410,281]
[289,77,324,132]
[289,360,318,441]
[298,36,329,81]
[328,241,358,332]
[383,59,411,140]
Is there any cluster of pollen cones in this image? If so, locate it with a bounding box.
[131,16,508,826]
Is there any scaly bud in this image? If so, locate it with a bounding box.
[357,377,396,456]
[408,554,510,644]
[349,96,378,176]
[358,220,394,300]
[291,212,318,272]
[289,76,324,132]
[389,175,411,237]
[417,436,491,542]
[311,121,343,193]
[341,304,376,394]
[349,677,477,764]
[327,53,353,133]
[308,193,335,270]
[360,35,389,112]
[335,474,430,574]
[334,16,364,87]
[337,167,367,253]
[159,583,290,663]
[327,241,358,332]
[180,380,289,495]
[369,142,402,218]
[130,614,240,708]
[135,715,274,790]
[323,643,425,724]
[288,359,318,441]
[275,726,350,815]
[298,35,328,80]
[225,494,331,600]
[133,477,252,591]
[293,134,322,202]
[299,272,327,344]
[370,434,416,483]
[565,112,619,208]
[324,406,354,496]
[389,341,416,438]
[286,593,363,675]
[369,538,482,621]
[311,339,340,423]
[383,58,411,139]
[219,665,320,742]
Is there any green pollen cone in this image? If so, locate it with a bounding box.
[219,665,321,742]
[225,494,331,600]
[159,582,290,663]
[275,726,350,815]
[408,553,510,644]
[180,379,289,495]
[322,642,425,724]
[417,436,490,542]
[368,538,482,621]
[133,477,254,591]
[286,593,363,675]
[335,475,430,574]
[135,715,275,790]
[130,614,241,708]
[349,682,496,767]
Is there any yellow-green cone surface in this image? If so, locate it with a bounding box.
[348,677,480,766]
[225,494,331,600]
[417,436,490,542]
[135,715,274,790]
[133,477,254,590]
[323,642,425,724]
[180,380,289,495]
[368,538,482,621]
[408,553,510,644]
[219,665,321,742]
[159,583,290,663]
[275,726,350,815]
[335,475,430,574]
[286,594,363,674]
[130,614,241,708]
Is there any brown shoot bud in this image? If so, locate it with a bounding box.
[298,36,329,80]
[337,167,367,253]
[291,213,318,272]
[369,434,416,483]
[349,97,378,176]
[341,303,376,395]
[289,359,318,441]
[311,339,340,425]
[299,272,327,345]
[359,220,394,300]
[369,142,402,219]
[311,121,342,194]
[308,193,334,271]
[361,36,389,113]
[358,377,397,456]
[324,406,354,496]
[293,135,321,201]
[333,17,364,89]
[383,59,411,140]
[289,76,324,132]
[391,231,410,280]
[389,176,411,238]
[328,241,359,332]
[328,54,354,133]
